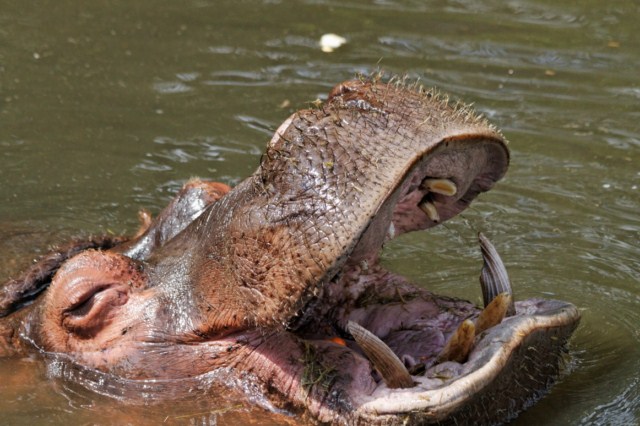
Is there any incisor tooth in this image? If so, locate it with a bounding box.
[436,319,475,363]
[475,292,512,335]
[421,178,457,196]
[347,321,414,389]
[419,201,440,222]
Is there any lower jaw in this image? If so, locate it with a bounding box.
[289,265,580,424]
[39,269,579,425]
[346,308,578,425]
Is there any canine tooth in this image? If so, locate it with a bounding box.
[436,319,475,363]
[475,292,512,334]
[478,233,515,317]
[419,201,440,222]
[347,321,414,389]
[421,178,457,196]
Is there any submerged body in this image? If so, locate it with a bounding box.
[0,78,579,424]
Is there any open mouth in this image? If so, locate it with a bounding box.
[5,78,580,425]
[282,139,580,423]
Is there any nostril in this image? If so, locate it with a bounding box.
[39,249,144,342]
[66,293,97,318]
[61,282,129,337]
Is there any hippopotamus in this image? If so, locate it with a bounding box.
[0,77,580,425]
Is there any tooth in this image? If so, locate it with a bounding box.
[421,178,457,196]
[436,319,475,363]
[347,321,414,389]
[419,201,440,222]
[475,292,512,334]
[478,233,515,316]
[386,222,396,240]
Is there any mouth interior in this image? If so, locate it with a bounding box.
[286,142,579,417]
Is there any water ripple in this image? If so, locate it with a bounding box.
[152,81,192,94]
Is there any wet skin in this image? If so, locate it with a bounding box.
[0,78,580,425]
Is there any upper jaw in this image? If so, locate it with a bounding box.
[315,136,511,296]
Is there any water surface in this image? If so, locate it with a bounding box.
[1,0,639,424]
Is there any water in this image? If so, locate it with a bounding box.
[1,0,639,424]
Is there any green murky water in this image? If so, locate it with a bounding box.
[1,0,638,424]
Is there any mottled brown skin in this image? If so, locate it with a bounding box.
[0,78,579,424]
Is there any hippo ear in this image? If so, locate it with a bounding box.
[116,179,231,261]
[41,250,145,341]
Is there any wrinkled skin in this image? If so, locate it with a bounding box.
[0,78,580,425]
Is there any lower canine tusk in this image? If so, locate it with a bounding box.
[347,321,414,389]
[478,232,516,316]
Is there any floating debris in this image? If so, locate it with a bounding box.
[320,33,347,53]
[279,99,291,109]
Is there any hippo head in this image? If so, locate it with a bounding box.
[0,78,580,424]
